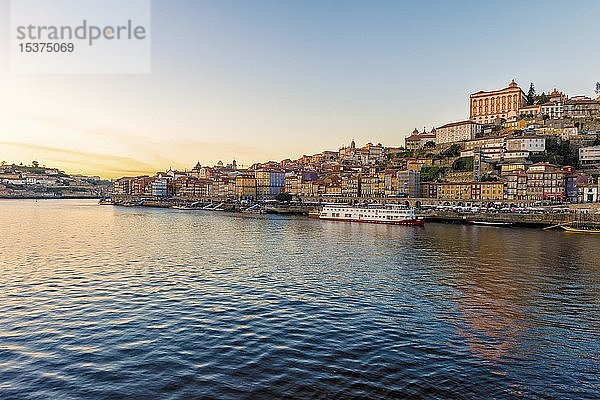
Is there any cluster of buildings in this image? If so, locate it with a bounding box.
[113,161,422,200]
[0,163,109,198]
[113,80,600,205]
[421,164,581,203]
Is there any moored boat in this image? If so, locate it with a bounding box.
[308,209,321,219]
[319,204,424,226]
[560,223,600,234]
[470,221,513,227]
[171,205,195,210]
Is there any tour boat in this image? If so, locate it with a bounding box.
[319,204,424,226]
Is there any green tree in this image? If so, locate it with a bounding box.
[275,192,292,202]
[420,165,447,182]
[527,82,536,105]
[424,140,436,149]
[530,137,578,167]
[452,157,474,171]
[442,144,461,158]
[595,82,600,95]
[536,92,549,105]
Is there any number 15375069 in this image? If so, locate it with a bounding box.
[19,42,74,53]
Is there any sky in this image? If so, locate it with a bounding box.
[1,0,599,179]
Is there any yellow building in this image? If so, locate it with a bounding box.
[500,162,530,175]
[503,118,527,132]
[284,175,301,195]
[436,182,472,200]
[235,174,256,198]
[341,175,360,197]
[436,181,505,201]
[471,182,505,200]
[255,170,270,197]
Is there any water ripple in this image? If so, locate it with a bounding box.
[0,199,598,399]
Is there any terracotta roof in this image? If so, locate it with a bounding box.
[565,99,599,105]
[405,134,435,141]
[437,120,478,129]
[506,135,544,140]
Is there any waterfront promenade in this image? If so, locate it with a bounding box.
[110,194,600,228]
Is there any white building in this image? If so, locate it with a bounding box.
[151,177,169,196]
[503,151,530,160]
[505,136,546,152]
[463,136,505,152]
[579,145,600,167]
[561,126,578,140]
[540,102,563,119]
[435,120,482,145]
[404,129,436,150]
[339,141,386,164]
[519,104,541,119]
[577,184,598,203]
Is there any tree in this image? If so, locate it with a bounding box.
[32,161,39,168]
[527,83,536,105]
[442,144,461,158]
[424,140,436,149]
[420,165,447,182]
[452,157,474,171]
[595,82,600,95]
[275,192,292,202]
[532,137,579,167]
[536,92,549,105]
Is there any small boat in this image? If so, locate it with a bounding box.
[470,221,512,227]
[171,205,195,210]
[559,223,600,234]
[241,204,265,214]
[308,209,321,219]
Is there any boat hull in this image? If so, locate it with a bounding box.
[561,226,600,234]
[470,221,512,226]
[319,217,424,226]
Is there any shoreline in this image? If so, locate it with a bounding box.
[109,200,600,230]
[0,196,102,200]
[7,197,599,230]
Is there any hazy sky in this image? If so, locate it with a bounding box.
[1,0,599,178]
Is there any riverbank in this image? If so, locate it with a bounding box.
[0,195,102,200]
[422,210,600,228]
[106,197,600,229]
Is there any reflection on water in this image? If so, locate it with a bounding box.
[0,199,598,399]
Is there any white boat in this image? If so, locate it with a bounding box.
[470,221,513,227]
[171,205,195,210]
[319,204,424,226]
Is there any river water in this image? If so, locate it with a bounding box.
[0,199,598,399]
